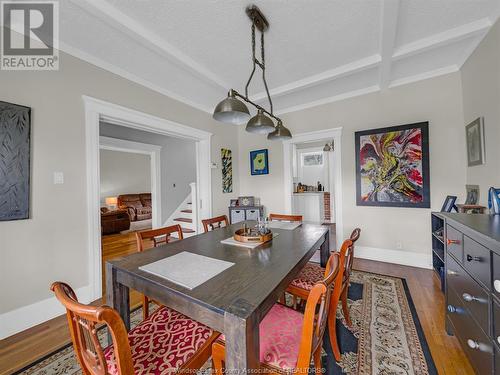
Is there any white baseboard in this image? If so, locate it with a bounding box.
[354,246,432,270]
[0,285,92,340]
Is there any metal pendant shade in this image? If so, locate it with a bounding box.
[212,5,292,140]
[267,120,292,140]
[213,92,251,125]
[246,109,275,134]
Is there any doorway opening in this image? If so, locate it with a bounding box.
[84,96,212,302]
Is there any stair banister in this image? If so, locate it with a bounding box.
[190,182,199,233]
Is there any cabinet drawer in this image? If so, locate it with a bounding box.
[230,209,245,224]
[246,209,260,220]
[446,225,463,262]
[493,253,500,298]
[495,299,500,347]
[463,236,492,290]
[447,288,494,375]
[447,255,489,335]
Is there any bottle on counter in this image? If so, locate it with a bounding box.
[317,181,322,192]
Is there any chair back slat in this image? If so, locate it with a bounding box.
[135,224,183,252]
[202,215,229,232]
[344,228,361,282]
[51,282,134,375]
[268,213,303,222]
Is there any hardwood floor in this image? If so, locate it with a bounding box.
[0,231,474,375]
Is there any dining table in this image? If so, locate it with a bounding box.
[105,220,330,371]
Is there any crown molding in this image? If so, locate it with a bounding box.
[250,54,381,103]
[70,0,229,91]
[58,40,213,113]
[392,18,492,60]
[388,65,458,88]
[379,0,401,89]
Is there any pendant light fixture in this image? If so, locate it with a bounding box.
[323,140,335,152]
[213,5,292,140]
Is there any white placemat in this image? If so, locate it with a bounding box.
[221,233,279,248]
[267,221,302,230]
[139,252,234,290]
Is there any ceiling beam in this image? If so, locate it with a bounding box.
[70,0,230,91]
[393,18,492,61]
[250,54,381,103]
[379,0,401,90]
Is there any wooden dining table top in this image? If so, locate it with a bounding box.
[107,220,329,323]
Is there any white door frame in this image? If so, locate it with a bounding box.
[99,136,162,228]
[84,95,212,301]
[283,127,343,250]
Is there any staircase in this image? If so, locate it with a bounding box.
[164,183,198,238]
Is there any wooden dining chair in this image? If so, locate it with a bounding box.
[286,239,353,361]
[340,228,361,327]
[268,213,303,222]
[135,224,184,319]
[51,282,219,375]
[212,253,340,374]
[202,215,229,232]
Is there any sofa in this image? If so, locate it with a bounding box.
[118,193,152,222]
[101,207,130,235]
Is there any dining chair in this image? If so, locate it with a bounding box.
[287,238,353,361]
[135,224,184,319]
[51,282,219,375]
[212,252,340,375]
[202,215,229,232]
[340,228,361,327]
[268,213,303,222]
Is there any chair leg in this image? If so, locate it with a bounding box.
[212,342,225,375]
[278,292,286,305]
[341,287,351,327]
[328,299,341,362]
[313,346,323,374]
[142,295,150,320]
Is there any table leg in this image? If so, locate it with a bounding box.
[224,299,260,372]
[320,229,330,267]
[106,262,130,331]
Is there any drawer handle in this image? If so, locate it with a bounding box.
[467,339,491,353]
[466,254,481,262]
[494,280,500,293]
[447,239,461,245]
[462,293,478,303]
[447,305,464,314]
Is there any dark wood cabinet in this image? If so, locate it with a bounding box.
[438,213,500,375]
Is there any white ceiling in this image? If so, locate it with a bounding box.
[59,0,500,114]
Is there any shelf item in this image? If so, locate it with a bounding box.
[431,213,445,292]
[228,205,264,224]
[455,204,487,214]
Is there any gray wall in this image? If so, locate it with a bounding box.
[460,19,500,206]
[99,149,151,205]
[100,123,196,223]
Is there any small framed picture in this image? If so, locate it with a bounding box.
[230,199,239,207]
[238,196,255,207]
[250,149,269,175]
[441,195,457,213]
[465,117,485,167]
[465,185,480,205]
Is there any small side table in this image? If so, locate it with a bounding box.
[456,204,487,214]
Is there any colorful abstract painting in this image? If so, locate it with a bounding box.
[250,149,269,175]
[221,148,232,193]
[355,122,430,208]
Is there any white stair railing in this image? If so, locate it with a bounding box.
[189,182,198,233]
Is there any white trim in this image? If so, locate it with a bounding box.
[250,55,381,102]
[379,0,401,89]
[283,127,343,250]
[388,65,459,88]
[70,0,228,91]
[99,136,162,228]
[84,96,212,302]
[355,246,432,270]
[276,86,380,115]
[0,286,92,340]
[393,18,492,60]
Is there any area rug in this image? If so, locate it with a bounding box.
[14,271,437,374]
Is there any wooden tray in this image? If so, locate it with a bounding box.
[234,228,273,243]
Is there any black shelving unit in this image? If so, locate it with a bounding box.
[431,212,445,291]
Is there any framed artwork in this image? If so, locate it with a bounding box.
[221,148,233,193]
[465,117,485,166]
[465,184,480,205]
[0,101,31,221]
[302,152,323,166]
[250,149,269,175]
[441,195,457,212]
[238,196,255,206]
[355,122,430,208]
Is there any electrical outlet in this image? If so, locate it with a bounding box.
[396,241,403,250]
